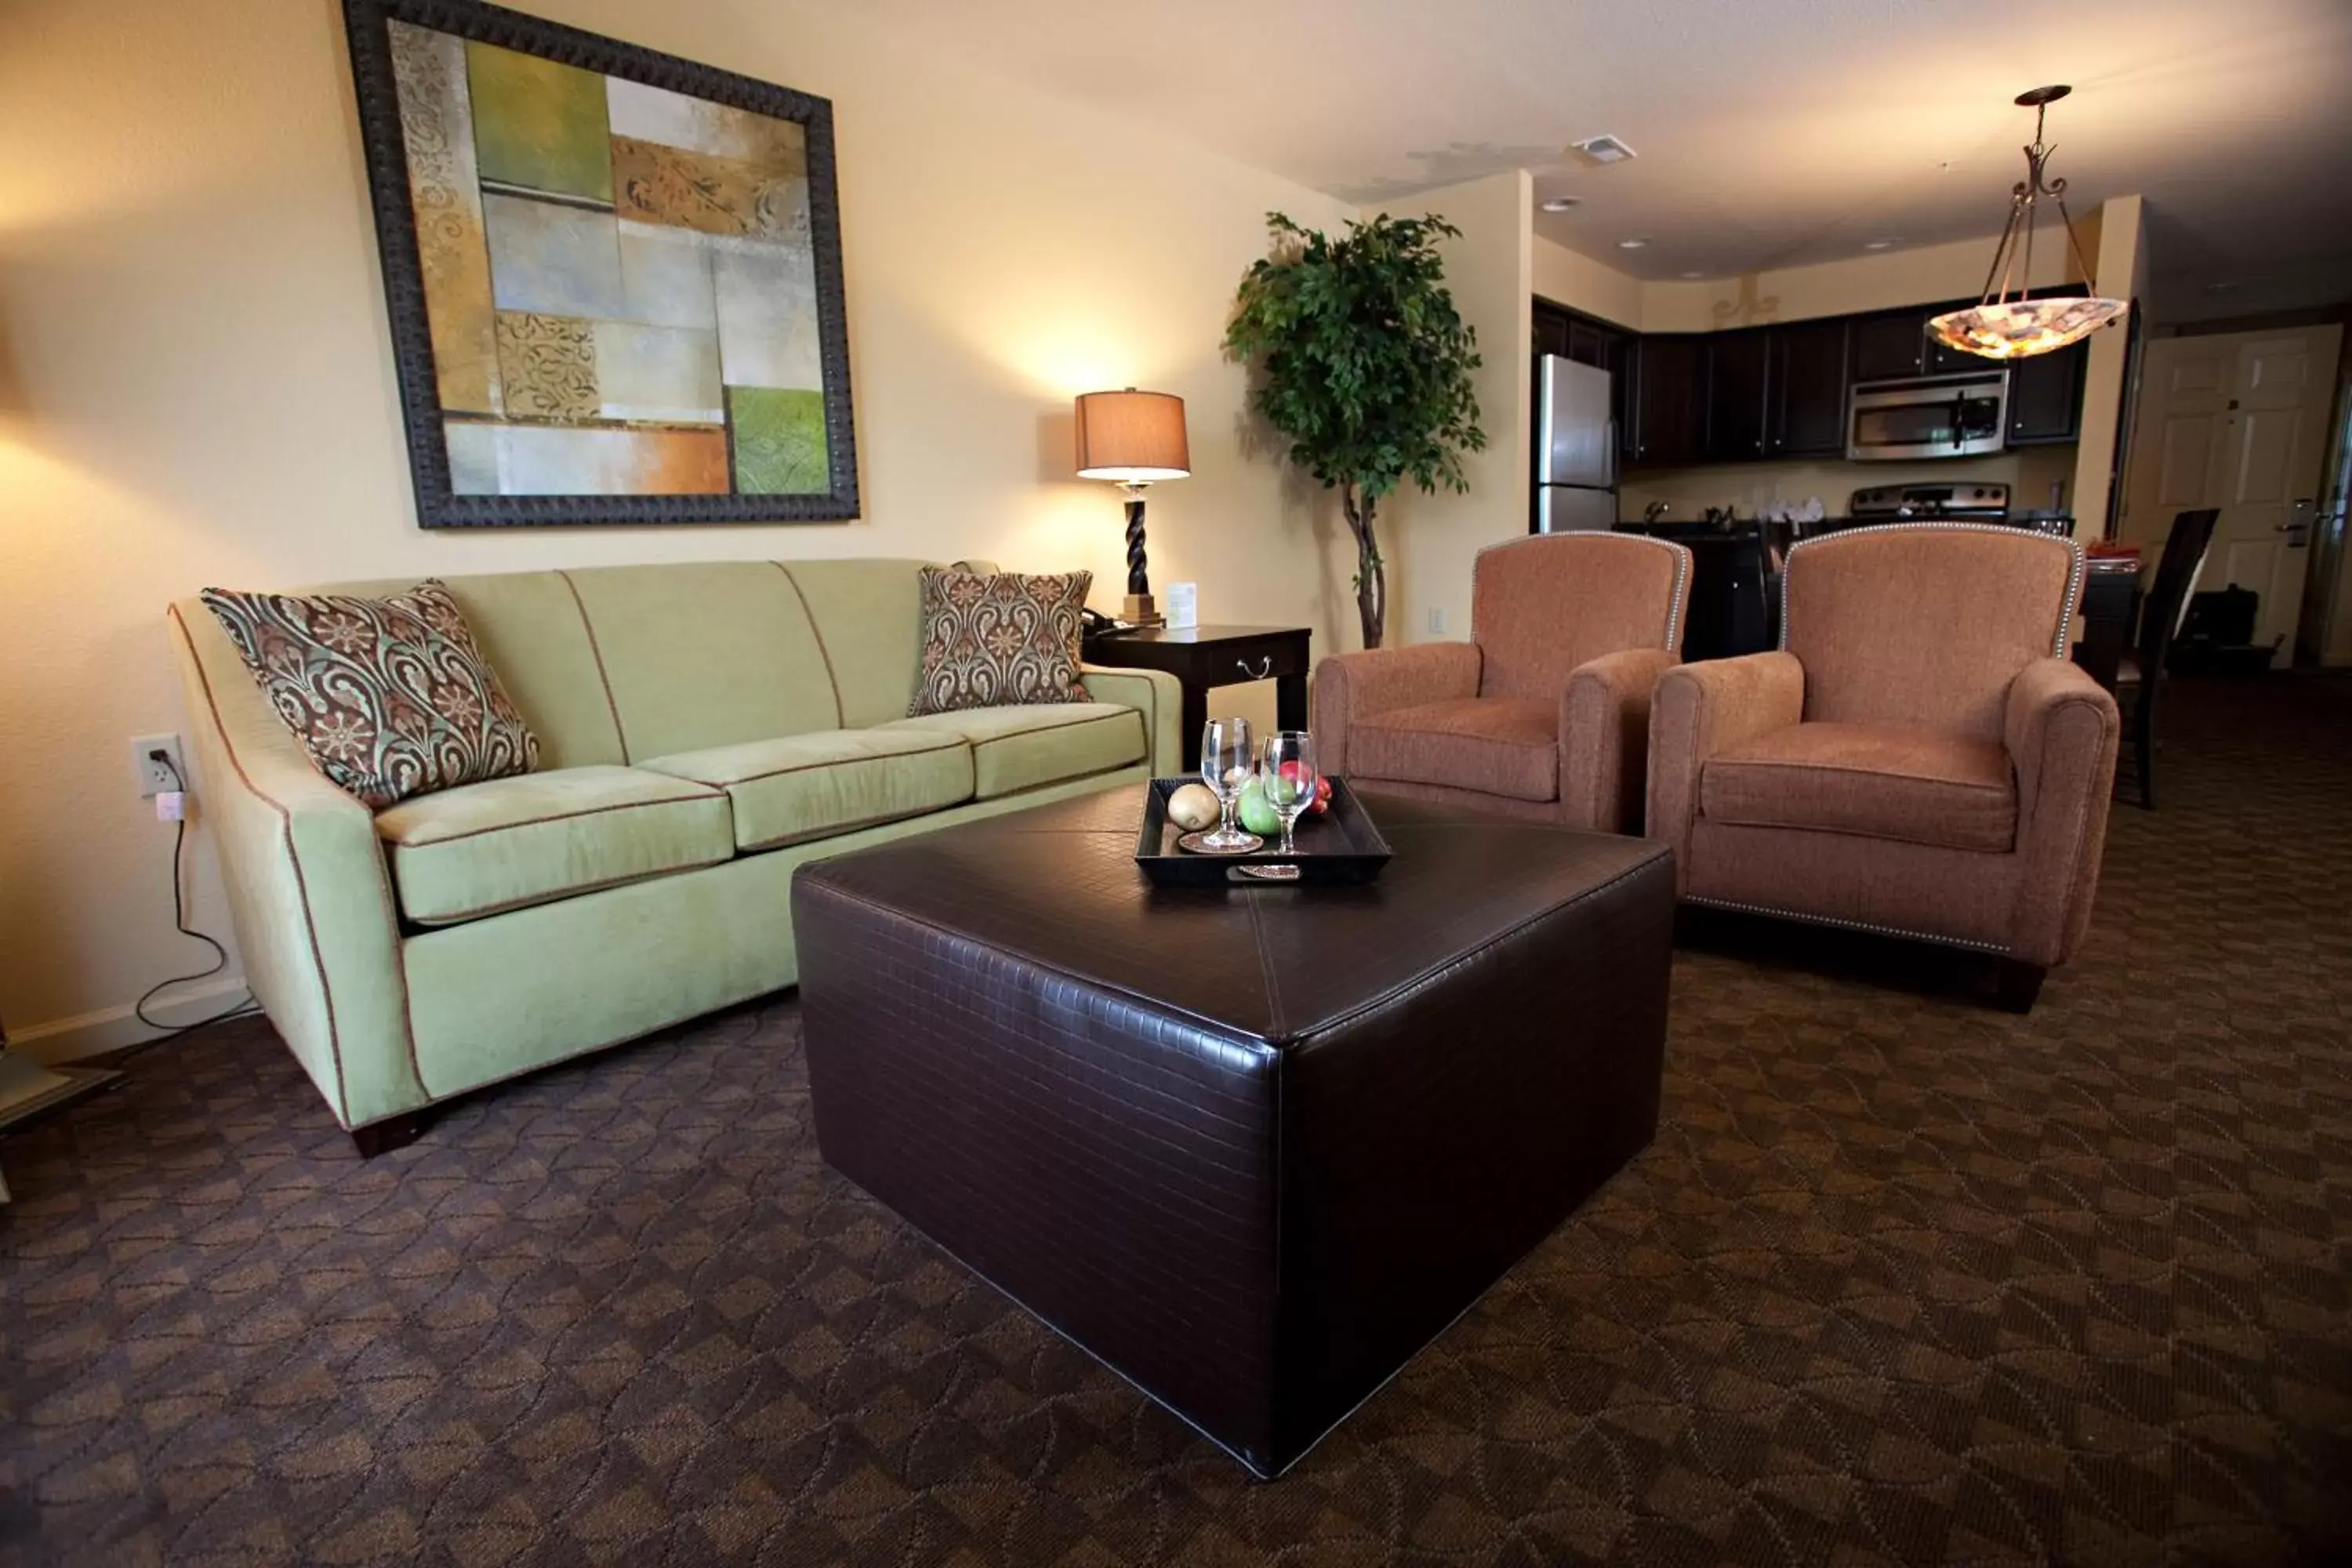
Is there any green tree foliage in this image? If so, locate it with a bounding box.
[1224,212,1486,648]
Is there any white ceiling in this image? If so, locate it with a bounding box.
[848,0,2352,321]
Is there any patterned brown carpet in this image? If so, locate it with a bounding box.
[3,677,2348,1567]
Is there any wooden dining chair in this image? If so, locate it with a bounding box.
[2114,507,2219,810]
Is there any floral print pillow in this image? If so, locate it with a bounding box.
[908,568,1093,716]
[200,579,538,809]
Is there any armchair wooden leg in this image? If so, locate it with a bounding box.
[1993,959,2047,1014]
[350,1110,430,1157]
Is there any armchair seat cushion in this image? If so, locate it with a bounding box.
[375,766,734,926]
[1701,722,2017,853]
[641,729,975,852]
[883,702,1147,799]
[1349,697,1559,804]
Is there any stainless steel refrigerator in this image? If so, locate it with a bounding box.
[1533,354,1617,533]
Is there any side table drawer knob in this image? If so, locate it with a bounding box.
[1235,655,1273,680]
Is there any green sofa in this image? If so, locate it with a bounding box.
[166,559,1181,1145]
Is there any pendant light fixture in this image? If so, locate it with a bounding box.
[1927,85,2129,361]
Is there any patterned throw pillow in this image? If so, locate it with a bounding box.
[200,579,538,809]
[908,568,1094,716]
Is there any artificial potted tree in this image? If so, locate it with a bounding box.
[1225,212,1486,650]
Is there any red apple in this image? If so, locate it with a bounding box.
[1277,760,1334,815]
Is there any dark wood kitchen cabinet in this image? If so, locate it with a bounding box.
[1628,335,1708,467]
[1852,303,1984,382]
[1849,310,1931,382]
[1534,289,2081,474]
[2006,336,2089,445]
[1532,304,1572,361]
[1766,316,1849,456]
[1704,328,1770,463]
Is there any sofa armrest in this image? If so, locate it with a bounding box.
[1080,664,1185,776]
[2002,657,2121,966]
[168,605,423,1128]
[1310,642,1482,779]
[1560,647,1680,834]
[1646,652,1806,889]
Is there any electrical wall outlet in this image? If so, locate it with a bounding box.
[1426,606,1448,635]
[130,734,187,799]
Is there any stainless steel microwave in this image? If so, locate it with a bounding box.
[1847,372,2009,460]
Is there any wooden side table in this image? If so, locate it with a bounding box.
[1083,624,1312,771]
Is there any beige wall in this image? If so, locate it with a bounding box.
[2071,194,2146,539]
[1639,228,2096,334]
[1532,235,1642,331]
[1382,171,1533,646]
[0,0,1358,1054]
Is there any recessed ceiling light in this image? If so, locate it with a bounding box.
[1679,270,1704,279]
[1864,238,1898,250]
[1617,238,1650,250]
[1539,197,1581,212]
[1570,134,1637,165]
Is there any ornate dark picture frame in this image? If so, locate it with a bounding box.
[342,0,858,527]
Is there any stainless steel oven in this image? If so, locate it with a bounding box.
[1846,372,2009,460]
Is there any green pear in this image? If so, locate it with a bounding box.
[1237,777,1282,837]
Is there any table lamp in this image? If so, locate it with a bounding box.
[1075,388,1189,625]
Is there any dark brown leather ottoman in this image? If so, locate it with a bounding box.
[793,786,1674,1478]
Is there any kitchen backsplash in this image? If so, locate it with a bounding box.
[1617,445,2078,521]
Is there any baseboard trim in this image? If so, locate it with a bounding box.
[9,978,254,1065]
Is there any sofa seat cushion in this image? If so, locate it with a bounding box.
[883,703,1147,799]
[639,729,975,851]
[1348,697,1559,804]
[1702,722,2017,853]
[375,766,733,926]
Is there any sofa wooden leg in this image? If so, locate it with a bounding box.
[350,1111,430,1157]
[1993,959,2047,1014]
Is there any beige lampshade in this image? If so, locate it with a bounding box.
[1074,389,1190,483]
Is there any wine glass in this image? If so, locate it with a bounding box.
[1259,731,1317,857]
[1196,717,1258,851]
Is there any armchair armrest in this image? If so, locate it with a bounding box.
[168,605,423,1129]
[2002,657,2121,966]
[1080,663,1184,776]
[1310,642,1482,779]
[1560,647,1680,834]
[1646,652,1806,889]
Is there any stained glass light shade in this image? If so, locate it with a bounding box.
[1932,85,2129,361]
[1928,295,2129,360]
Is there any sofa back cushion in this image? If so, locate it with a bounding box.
[1782,525,2081,742]
[1472,534,1690,701]
[778,559,930,728]
[434,571,630,768]
[559,562,840,760]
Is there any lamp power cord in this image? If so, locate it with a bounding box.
[124,753,259,1057]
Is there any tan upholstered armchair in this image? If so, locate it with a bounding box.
[1312,534,1692,833]
[1646,524,2119,1010]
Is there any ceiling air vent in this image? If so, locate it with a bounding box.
[1569,134,1637,165]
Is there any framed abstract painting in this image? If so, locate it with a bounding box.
[341,0,858,526]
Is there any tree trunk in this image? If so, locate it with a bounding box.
[1343,486,1386,649]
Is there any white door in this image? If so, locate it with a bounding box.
[2122,325,2341,651]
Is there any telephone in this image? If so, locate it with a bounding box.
[1080,608,1133,638]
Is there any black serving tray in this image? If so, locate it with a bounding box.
[1134,776,1392,887]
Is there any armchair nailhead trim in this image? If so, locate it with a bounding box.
[1777,521,2088,659]
[1687,895,2009,954]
